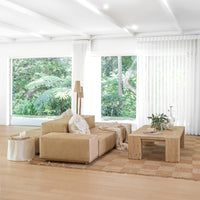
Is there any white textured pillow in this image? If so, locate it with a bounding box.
[59,109,73,118]
[68,114,90,135]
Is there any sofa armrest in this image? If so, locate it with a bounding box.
[42,118,70,135]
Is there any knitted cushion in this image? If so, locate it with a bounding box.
[68,114,90,135]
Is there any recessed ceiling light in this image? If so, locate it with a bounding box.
[29,32,43,38]
[123,27,129,33]
[131,25,138,31]
[39,30,45,34]
[103,3,109,10]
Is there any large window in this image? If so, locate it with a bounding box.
[12,57,72,120]
[101,56,137,120]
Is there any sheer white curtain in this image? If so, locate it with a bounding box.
[136,36,200,135]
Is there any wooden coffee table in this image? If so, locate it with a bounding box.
[128,125,185,162]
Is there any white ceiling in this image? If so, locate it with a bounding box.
[0,0,199,43]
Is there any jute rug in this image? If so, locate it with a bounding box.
[30,135,200,181]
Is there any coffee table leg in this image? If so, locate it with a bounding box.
[128,136,142,160]
[165,138,180,162]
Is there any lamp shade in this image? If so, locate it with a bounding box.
[74,80,81,92]
[78,86,84,98]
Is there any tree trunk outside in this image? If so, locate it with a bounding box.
[60,99,63,114]
[123,58,137,95]
[118,56,123,112]
[118,56,123,96]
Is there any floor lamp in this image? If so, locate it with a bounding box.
[78,86,84,115]
[74,80,80,114]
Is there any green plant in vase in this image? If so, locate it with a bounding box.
[148,113,169,130]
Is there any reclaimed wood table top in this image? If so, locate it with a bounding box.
[130,125,185,140]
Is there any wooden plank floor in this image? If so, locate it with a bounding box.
[1,125,200,200]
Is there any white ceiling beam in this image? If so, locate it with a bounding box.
[136,31,182,37]
[0,35,15,42]
[0,20,50,39]
[0,35,92,43]
[49,35,92,41]
[91,34,132,40]
[100,13,136,37]
[136,30,200,37]
[75,0,135,37]
[183,30,200,35]
[0,0,87,36]
[159,0,182,33]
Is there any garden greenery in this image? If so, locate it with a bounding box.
[101,56,137,119]
[12,57,72,117]
[13,56,137,119]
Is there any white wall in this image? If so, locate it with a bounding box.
[91,37,137,56]
[71,41,101,121]
[72,40,90,114]
[0,56,10,125]
[84,56,101,121]
[0,40,72,125]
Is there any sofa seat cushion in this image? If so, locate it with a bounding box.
[90,127,116,156]
[40,132,98,163]
[42,118,70,135]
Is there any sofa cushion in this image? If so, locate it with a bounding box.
[42,118,70,135]
[90,127,116,156]
[59,109,73,118]
[95,122,132,142]
[68,114,90,134]
[40,132,98,163]
[81,115,95,128]
[95,122,129,141]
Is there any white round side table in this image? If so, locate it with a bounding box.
[7,136,35,161]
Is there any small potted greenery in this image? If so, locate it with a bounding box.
[148,113,169,131]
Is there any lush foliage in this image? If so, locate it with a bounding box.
[101,56,137,119]
[13,56,136,120]
[12,57,72,117]
[148,113,169,130]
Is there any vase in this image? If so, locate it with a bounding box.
[168,106,175,129]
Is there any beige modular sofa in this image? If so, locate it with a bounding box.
[25,115,131,163]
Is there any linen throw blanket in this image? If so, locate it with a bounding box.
[99,123,128,151]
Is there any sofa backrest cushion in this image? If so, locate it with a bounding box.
[41,117,71,135]
[81,115,95,129]
[59,109,73,118]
